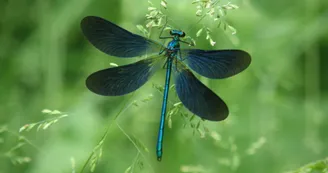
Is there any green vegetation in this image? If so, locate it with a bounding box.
[1,0,327,173]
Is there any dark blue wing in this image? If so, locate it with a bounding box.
[86,55,164,96]
[174,64,228,121]
[180,49,251,79]
[81,16,162,57]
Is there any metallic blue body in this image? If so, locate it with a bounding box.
[156,57,172,161]
[156,38,180,161]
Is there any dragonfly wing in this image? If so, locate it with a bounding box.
[181,49,251,79]
[81,16,162,57]
[174,65,229,121]
[86,55,164,96]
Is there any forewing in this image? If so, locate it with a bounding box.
[174,65,229,121]
[86,55,164,96]
[81,16,162,57]
[181,49,251,79]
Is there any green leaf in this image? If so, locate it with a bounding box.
[98,146,103,158]
[149,11,158,18]
[148,0,154,6]
[19,125,28,133]
[203,126,209,133]
[41,109,52,114]
[174,102,182,107]
[168,116,172,128]
[51,110,62,115]
[26,123,36,131]
[229,4,239,9]
[132,100,138,107]
[217,20,222,28]
[207,8,215,16]
[196,9,202,16]
[192,0,201,4]
[197,128,205,138]
[196,28,203,37]
[37,124,43,131]
[218,8,226,17]
[160,0,167,9]
[209,38,216,46]
[60,114,68,118]
[205,2,211,8]
[227,24,237,35]
[42,123,51,130]
[146,20,155,28]
[210,131,221,141]
[164,26,172,30]
[206,34,210,40]
[169,84,175,89]
[136,25,147,33]
[132,135,149,153]
[90,163,96,172]
[148,7,156,11]
[189,115,195,121]
[223,22,227,30]
[124,166,132,173]
[246,137,266,155]
[196,121,201,129]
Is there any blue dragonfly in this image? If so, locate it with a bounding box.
[81,16,251,161]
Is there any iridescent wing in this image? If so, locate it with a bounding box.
[174,63,229,121]
[86,55,164,96]
[180,49,251,79]
[81,16,162,57]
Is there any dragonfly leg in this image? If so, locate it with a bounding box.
[179,39,195,46]
[162,59,168,69]
[174,58,178,71]
[159,47,166,55]
[178,49,185,61]
[174,49,185,61]
[159,16,172,40]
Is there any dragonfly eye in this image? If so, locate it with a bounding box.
[180,32,186,37]
[169,30,173,36]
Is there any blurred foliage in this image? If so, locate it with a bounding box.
[1,0,328,173]
[286,157,328,173]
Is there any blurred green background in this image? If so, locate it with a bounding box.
[1,0,328,173]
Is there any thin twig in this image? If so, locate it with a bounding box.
[79,94,135,173]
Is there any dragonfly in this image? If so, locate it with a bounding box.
[81,16,251,161]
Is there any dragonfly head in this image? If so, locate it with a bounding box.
[170,30,185,38]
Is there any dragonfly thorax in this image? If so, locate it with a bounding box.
[166,30,184,52]
[165,40,180,58]
[167,40,180,51]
